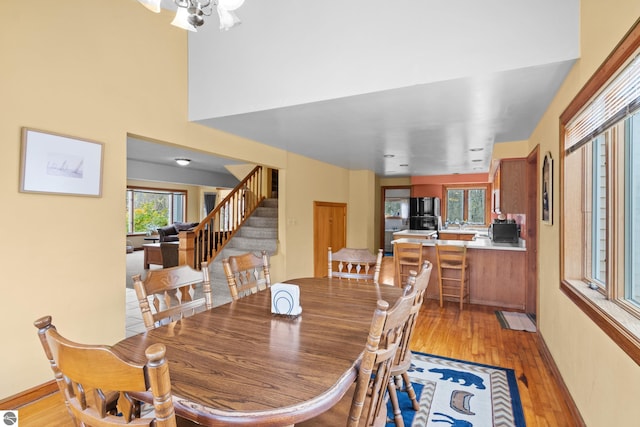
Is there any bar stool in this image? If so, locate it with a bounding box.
[435,244,470,309]
[393,241,423,287]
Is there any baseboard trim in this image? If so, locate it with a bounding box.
[0,380,57,409]
[537,333,586,426]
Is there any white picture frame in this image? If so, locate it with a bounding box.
[20,128,104,197]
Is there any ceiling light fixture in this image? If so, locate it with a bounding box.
[137,0,245,32]
[175,158,191,166]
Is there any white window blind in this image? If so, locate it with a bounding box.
[565,52,640,151]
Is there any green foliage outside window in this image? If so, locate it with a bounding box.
[133,201,168,233]
[126,189,185,234]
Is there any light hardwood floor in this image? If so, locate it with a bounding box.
[13,299,579,426]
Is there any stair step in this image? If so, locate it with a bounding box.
[239,226,277,239]
[247,216,278,227]
[254,206,278,218]
[227,237,277,253]
[261,198,278,208]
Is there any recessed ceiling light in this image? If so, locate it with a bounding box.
[175,158,191,166]
[384,154,395,158]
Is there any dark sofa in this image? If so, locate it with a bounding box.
[157,222,199,242]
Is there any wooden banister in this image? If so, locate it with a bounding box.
[179,166,265,269]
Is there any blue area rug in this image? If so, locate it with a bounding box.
[386,352,525,427]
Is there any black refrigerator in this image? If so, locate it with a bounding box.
[409,197,441,230]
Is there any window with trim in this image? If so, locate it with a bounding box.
[561,23,640,364]
[443,184,491,226]
[126,187,187,235]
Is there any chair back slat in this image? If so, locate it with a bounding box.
[34,316,177,427]
[222,251,271,301]
[328,247,382,282]
[349,286,415,426]
[133,262,212,330]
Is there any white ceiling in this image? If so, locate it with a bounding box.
[145,0,579,177]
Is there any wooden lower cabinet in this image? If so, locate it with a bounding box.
[437,231,475,241]
[423,246,526,309]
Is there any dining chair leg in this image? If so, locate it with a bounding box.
[387,379,405,427]
[401,372,420,411]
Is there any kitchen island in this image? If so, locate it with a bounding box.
[392,236,526,309]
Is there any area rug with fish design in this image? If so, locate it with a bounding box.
[386,352,525,427]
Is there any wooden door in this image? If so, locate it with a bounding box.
[313,202,347,277]
[525,147,539,315]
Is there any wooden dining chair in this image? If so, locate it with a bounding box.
[435,244,470,309]
[374,255,396,286]
[33,315,178,427]
[387,260,433,426]
[297,282,415,427]
[393,241,423,287]
[328,247,383,281]
[222,250,271,301]
[133,261,213,330]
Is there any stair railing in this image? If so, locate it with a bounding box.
[179,165,264,269]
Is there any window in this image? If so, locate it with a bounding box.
[126,187,187,235]
[443,184,491,226]
[560,23,640,364]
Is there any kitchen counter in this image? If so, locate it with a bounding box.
[392,236,526,252]
[391,236,526,309]
[392,229,438,239]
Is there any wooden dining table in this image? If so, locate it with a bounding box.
[112,277,403,426]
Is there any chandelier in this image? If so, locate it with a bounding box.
[137,0,245,32]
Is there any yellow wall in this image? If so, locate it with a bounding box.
[529,1,640,425]
[0,0,375,398]
[491,140,530,159]
[348,170,377,251]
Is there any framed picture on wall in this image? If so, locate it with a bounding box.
[542,152,553,225]
[20,128,104,197]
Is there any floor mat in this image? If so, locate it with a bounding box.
[495,311,537,332]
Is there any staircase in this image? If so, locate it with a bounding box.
[209,198,278,306]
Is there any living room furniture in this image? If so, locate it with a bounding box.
[143,242,179,269]
[160,242,179,268]
[132,262,212,331]
[112,277,403,425]
[157,222,199,242]
[143,243,162,269]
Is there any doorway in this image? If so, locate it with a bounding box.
[313,201,347,277]
[380,186,411,254]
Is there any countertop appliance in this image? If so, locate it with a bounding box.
[409,197,441,230]
[490,220,520,243]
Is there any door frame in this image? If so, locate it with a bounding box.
[526,146,539,315]
[379,185,412,251]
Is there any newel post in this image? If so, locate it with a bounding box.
[179,230,195,268]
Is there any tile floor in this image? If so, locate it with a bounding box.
[125,288,147,337]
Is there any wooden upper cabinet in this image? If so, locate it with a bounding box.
[494,158,526,214]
